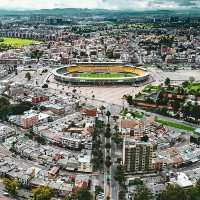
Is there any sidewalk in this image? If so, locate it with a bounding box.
[105,184,110,198]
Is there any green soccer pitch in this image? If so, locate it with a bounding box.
[71,73,135,78]
[0,37,41,47]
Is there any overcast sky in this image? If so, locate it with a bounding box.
[1,0,199,10]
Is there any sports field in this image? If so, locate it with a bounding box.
[72,73,134,78]
[0,37,40,47]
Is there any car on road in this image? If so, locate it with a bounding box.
[101,179,104,183]
[98,192,104,197]
[3,192,9,197]
[101,170,104,174]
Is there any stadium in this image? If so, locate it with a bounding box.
[53,62,150,86]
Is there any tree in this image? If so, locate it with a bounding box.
[0,96,10,108]
[196,176,200,196]
[182,81,189,87]
[105,129,112,139]
[172,100,181,112]
[106,110,111,122]
[186,187,198,200]
[25,72,31,81]
[134,185,152,200]
[42,84,48,88]
[189,76,195,83]
[165,77,170,86]
[113,136,121,145]
[116,158,122,164]
[114,124,119,133]
[105,142,111,149]
[118,191,126,200]
[181,103,191,119]
[75,187,93,200]
[191,103,200,122]
[10,101,33,115]
[95,186,103,200]
[65,195,73,200]
[32,186,54,200]
[141,135,149,142]
[114,164,125,186]
[72,88,77,93]
[99,105,106,115]
[105,159,112,168]
[1,105,10,121]
[112,115,119,122]
[92,140,103,167]
[2,178,20,195]
[161,184,186,200]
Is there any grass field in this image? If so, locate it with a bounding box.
[187,82,200,90]
[72,73,134,78]
[155,119,195,131]
[0,37,40,47]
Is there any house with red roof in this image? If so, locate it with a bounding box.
[48,167,59,179]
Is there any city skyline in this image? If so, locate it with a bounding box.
[0,0,200,11]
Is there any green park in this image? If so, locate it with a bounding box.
[0,37,40,47]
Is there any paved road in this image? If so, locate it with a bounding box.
[107,103,118,200]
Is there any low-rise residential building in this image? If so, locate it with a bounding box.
[0,69,8,78]
[0,124,16,141]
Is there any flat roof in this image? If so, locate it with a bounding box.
[49,167,59,175]
[195,128,200,134]
[124,137,135,143]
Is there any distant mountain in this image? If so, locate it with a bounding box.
[0,8,198,16]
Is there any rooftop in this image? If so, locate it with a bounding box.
[195,128,200,134]
[124,137,135,143]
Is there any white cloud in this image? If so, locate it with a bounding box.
[1,0,199,10]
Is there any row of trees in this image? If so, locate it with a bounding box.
[2,178,96,200]
[6,176,200,200]
[128,178,200,200]
[91,118,104,167]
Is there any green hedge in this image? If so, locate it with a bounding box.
[155,119,195,131]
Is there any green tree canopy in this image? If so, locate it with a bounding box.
[2,178,20,195]
[106,110,111,122]
[161,184,187,200]
[42,84,48,88]
[105,159,112,168]
[32,186,54,200]
[141,135,149,142]
[0,96,10,108]
[112,115,119,122]
[1,105,10,121]
[75,187,93,200]
[25,72,31,81]
[99,105,106,115]
[95,185,103,200]
[105,142,111,149]
[118,191,126,200]
[135,185,152,200]
[165,77,171,86]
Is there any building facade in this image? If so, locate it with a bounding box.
[123,137,153,173]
